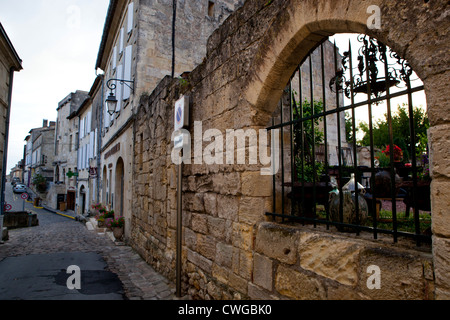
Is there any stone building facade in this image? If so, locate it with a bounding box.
[95,0,244,238]
[49,91,89,211]
[0,22,22,215]
[131,0,449,300]
[28,120,56,196]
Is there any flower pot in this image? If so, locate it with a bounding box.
[329,190,369,232]
[112,227,124,241]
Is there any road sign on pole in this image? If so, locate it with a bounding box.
[174,95,189,131]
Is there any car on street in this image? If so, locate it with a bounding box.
[13,184,27,194]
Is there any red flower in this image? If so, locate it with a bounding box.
[383,145,403,161]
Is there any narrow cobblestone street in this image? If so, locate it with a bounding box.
[0,184,176,300]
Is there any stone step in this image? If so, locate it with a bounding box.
[2,227,8,241]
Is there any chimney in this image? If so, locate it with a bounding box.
[43,119,48,127]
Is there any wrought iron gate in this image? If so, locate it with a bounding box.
[265,34,431,246]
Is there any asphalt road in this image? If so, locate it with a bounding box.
[0,183,126,300]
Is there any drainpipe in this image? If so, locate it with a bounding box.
[171,0,177,78]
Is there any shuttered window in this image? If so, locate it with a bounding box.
[123,45,133,100]
[127,2,134,34]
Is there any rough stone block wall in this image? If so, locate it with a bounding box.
[131,0,449,299]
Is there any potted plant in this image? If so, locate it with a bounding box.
[110,217,125,241]
[32,174,47,193]
[91,203,106,216]
[95,207,114,228]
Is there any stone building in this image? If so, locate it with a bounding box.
[71,76,103,217]
[9,160,24,182]
[130,0,450,300]
[23,134,32,187]
[0,22,22,215]
[49,91,89,211]
[95,0,244,238]
[28,120,56,196]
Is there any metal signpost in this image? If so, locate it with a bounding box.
[21,192,28,211]
[174,95,189,298]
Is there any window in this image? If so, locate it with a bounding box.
[208,1,215,18]
[119,28,124,55]
[123,45,133,100]
[127,2,134,34]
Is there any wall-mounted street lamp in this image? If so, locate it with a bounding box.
[105,78,135,115]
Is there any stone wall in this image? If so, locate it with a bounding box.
[131,0,449,300]
[3,212,39,229]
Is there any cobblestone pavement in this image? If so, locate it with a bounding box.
[0,197,177,300]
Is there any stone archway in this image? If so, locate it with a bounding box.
[240,0,449,299]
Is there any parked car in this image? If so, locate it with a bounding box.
[13,184,27,194]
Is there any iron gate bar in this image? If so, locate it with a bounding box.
[280,97,285,222]
[272,118,276,216]
[381,46,399,243]
[363,43,379,240]
[320,43,330,230]
[298,66,306,223]
[289,80,295,217]
[348,40,361,235]
[309,54,317,228]
[334,41,345,225]
[406,74,421,246]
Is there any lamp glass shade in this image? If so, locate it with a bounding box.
[106,93,118,115]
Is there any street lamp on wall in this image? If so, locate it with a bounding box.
[105,78,135,115]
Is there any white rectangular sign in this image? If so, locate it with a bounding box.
[174,96,189,131]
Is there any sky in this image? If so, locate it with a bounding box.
[0,0,109,172]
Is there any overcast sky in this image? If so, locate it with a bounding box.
[0,0,109,172]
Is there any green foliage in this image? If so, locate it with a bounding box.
[32,174,47,193]
[109,217,125,228]
[345,111,358,145]
[358,104,429,161]
[375,150,390,167]
[296,162,325,183]
[96,209,115,221]
[292,98,325,182]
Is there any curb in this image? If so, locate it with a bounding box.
[42,206,76,220]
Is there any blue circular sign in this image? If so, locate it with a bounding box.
[176,107,183,124]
